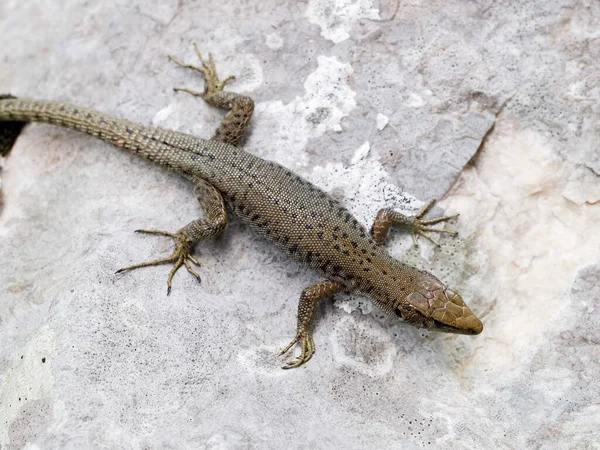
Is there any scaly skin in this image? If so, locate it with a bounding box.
[0,45,483,369]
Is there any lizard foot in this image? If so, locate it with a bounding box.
[168,43,235,98]
[279,331,315,369]
[116,229,201,295]
[405,199,459,247]
[371,199,459,247]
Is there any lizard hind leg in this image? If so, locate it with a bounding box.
[116,178,227,295]
[370,199,459,247]
[280,281,342,369]
[168,43,254,146]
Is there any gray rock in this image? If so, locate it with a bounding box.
[1,0,598,448]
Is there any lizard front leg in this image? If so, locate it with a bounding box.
[116,178,227,294]
[168,43,255,146]
[280,280,342,369]
[370,199,459,247]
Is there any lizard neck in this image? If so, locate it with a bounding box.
[355,251,435,315]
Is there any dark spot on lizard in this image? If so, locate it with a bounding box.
[351,241,358,248]
[305,224,313,230]
[289,244,299,253]
[317,232,324,239]
[126,128,133,134]
[251,214,260,221]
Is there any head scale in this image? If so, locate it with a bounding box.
[388,270,483,335]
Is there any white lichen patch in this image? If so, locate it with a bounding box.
[306,0,380,44]
[253,55,356,168]
[0,325,56,448]
[442,118,600,369]
[311,151,423,228]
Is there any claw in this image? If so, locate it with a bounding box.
[406,200,459,247]
[116,229,200,294]
[169,44,236,97]
[280,332,315,369]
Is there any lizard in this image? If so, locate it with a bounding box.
[0,44,483,369]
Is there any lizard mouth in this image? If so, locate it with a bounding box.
[432,318,482,335]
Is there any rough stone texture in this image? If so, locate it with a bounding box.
[1,0,599,448]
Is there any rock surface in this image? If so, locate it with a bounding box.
[1,0,598,448]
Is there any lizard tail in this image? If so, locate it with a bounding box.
[0,97,200,173]
[0,94,26,158]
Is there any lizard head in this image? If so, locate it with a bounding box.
[389,271,483,335]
